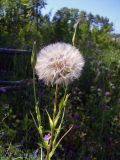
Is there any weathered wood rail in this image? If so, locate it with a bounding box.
[0,48,31,55]
[0,79,33,93]
[0,48,32,93]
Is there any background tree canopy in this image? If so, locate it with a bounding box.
[0,0,116,50]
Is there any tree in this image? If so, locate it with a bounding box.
[0,0,47,48]
[53,7,80,42]
[52,7,114,54]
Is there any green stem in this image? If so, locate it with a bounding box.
[53,108,65,147]
[41,145,43,160]
[46,84,58,160]
[72,21,79,46]
[53,84,58,120]
[46,125,54,160]
[33,68,37,104]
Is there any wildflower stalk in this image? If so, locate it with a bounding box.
[52,86,68,147]
[31,42,44,159]
[53,108,65,144]
[31,41,37,104]
[33,67,37,103]
[72,20,80,46]
[40,146,43,160]
[46,84,58,160]
[32,33,84,159]
[46,86,71,160]
[53,84,58,119]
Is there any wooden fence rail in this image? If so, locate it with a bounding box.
[0,48,32,93]
[0,48,31,55]
[0,80,33,93]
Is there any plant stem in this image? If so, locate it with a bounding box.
[72,20,79,46]
[53,84,58,120]
[46,84,58,160]
[33,68,37,104]
[53,108,65,147]
[41,145,43,160]
[55,125,73,149]
[49,125,73,159]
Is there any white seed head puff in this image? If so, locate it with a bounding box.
[35,42,85,85]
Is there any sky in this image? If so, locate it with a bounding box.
[42,0,120,33]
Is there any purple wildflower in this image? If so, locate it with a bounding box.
[105,91,111,96]
[44,133,51,141]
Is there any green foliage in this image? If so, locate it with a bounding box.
[0,2,120,159]
[0,0,47,48]
[64,51,120,159]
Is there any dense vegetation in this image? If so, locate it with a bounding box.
[0,0,120,159]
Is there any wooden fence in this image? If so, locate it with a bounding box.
[0,48,32,93]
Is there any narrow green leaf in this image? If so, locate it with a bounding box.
[63,94,70,108]
[30,111,38,129]
[51,122,73,159]
[54,110,61,128]
[59,94,70,110]
[38,126,43,136]
[38,142,49,150]
[46,110,54,129]
[52,108,65,148]
[59,96,65,110]
[35,102,41,126]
